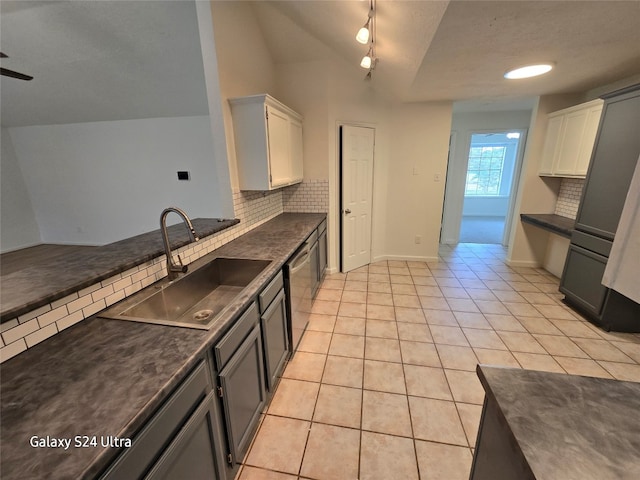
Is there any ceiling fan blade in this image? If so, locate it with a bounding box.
[0,67,33,81]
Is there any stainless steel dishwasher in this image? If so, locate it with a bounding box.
[284,239,312,354]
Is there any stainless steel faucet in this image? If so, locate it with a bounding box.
[160,207,200,280]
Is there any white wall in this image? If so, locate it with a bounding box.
[9,116,226,245]
[442,109,532,244]
[0,128,41,252]
[462,197,510,217]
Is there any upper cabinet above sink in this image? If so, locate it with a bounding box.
[230,94,303,191]
[538,99,604,178]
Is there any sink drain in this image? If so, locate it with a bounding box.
[193,310,214,321]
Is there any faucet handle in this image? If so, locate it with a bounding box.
[175,255,188,274]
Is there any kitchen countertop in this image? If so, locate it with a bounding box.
[520,213,575,238]
[1,218,240,323]
[476,365,640,480]
[0,212,325,480]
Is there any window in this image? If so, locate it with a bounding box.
[465,145,506,196]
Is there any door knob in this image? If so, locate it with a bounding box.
[344,209,351,215]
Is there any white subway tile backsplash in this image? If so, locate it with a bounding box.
[2,319,39,345]
[82,299,106,318]
[25,324,58,348]
[18,303,51,324]
[555,178,584,219]
[105,289,126,307]
[283,180,329,213]
[0,339,27,362]
[37,305,69,328]
[101,273,122,287]
[91,285,115,302]
[67,294,94,314]
[51,292,79,309]
[112,276,133,292]
[1,319,19,333]
[56,311,85,332]
[78,283,102,297]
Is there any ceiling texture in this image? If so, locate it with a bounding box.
[1,0,639,127]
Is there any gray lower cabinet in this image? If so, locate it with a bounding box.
[561,244,609,317]
[100,361,224,480]
[318,227,327,278]
[261,288,289,391]
[214,303,266,468]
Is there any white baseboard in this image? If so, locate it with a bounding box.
[372,254,440,263]
[326,267,339,274]
[505,258,541,268]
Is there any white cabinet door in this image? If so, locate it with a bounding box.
[539,115,563,175]
[555,109,589,175]
[575,104,604,176]
[266,106,291,188]
[289,117,303,184]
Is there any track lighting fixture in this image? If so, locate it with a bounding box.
[356,0,377,77]
[355,8,373,44]
[360,47,373,69]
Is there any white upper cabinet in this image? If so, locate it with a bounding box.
[229,94,303,191]
[539,99,604,178]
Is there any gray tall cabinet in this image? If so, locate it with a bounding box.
[560,84,640,332]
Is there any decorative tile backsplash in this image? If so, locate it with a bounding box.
[0,181,328,362]
[555,178,584,219]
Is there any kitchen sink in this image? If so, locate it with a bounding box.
[100,257,272,329]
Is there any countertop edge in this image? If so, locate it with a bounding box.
[520,213,574,238]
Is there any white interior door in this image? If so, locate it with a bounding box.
[341,125,374,272]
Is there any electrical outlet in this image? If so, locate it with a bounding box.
[415,235,421,244]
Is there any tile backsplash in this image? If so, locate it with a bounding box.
[555,178,584,219]
[0,180,328,362]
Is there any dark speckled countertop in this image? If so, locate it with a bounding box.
[520,213,575,238]
[1,218,240,322]
[0,213,325,480]
[477,365,640,480]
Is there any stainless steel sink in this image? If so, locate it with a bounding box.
[100,257,271,329]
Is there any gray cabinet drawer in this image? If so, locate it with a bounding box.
[214,302,259,369]
[307,229,318,244]
[101,361,211,480]
[318,219,327,234]
[560,245,608,317]
[258,271,284,313]
[571,231,612,257]
[261,289,289,391]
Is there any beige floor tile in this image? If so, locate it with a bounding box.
[611,341,640,363]
[311,300,340,315]
[420,296,452,311]
[365,337,402,363]
[368,273,390,283]
[393,294,422,308]
[359,431,419,480]
[322,355,363,388]
[298,330,332,354]
[594,330,640,344]
[446,298,481,313]
[444,369,485,405]
[238,466,297,480]
[519,291,557,305]
[368,282,392,294]
[268,379,320,420]
[512,352,565,373]
[415,286,443,298]
[321,279,345,290]
[497,331,546,354]
[338,301,367,318]
[329,333,365,358]
[347,271,368,282]
[340,290,367,304]
[362,390,413,437]
[415,440,472,480]
[456,402,483,447]
[413,276,439,287]
[492,290,527,303]
[465,288,498,301]
[307,313,336,333]
[397,323,433,343]
[390,274,414,285]
[509,281,541,293]
[473,348,521,368]
[334,316,366,336]
[474,300,510,315]
[534,304,577,320]
[344,280,368,292]
[367,292,393,306]
[315,288,343,302]
[502,302,541,317]
[453,311,491,329]
[533,334,589,358]
[484,314,526,332]
[364,360,406,394]
[571,338,635,363]
[441,287,470,299]
[245,415,310,474]
[554,356,613,378]
[482,279,513,291]
[436,277,464,289]
[313,384,362,428]
[404,364,452,400]
[283,352,326,382]
[367,304,396,321]
[462,328,507,350]
[400,340,441,367]
[430,325,470,347]
[549,319,603,339]
[389,266,410,275]
[395,307,427,324]
[300,423,360,480]
[598,361,640,382]
[366,319,398,339]
[436,344,479,371]
[408,397,467,446]
[424,309,459,327]
[391,283,417,294]
[517,316,563,335]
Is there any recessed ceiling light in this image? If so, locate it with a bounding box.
[504,64,553,79]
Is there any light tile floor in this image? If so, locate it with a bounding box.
[237,243,640,480]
